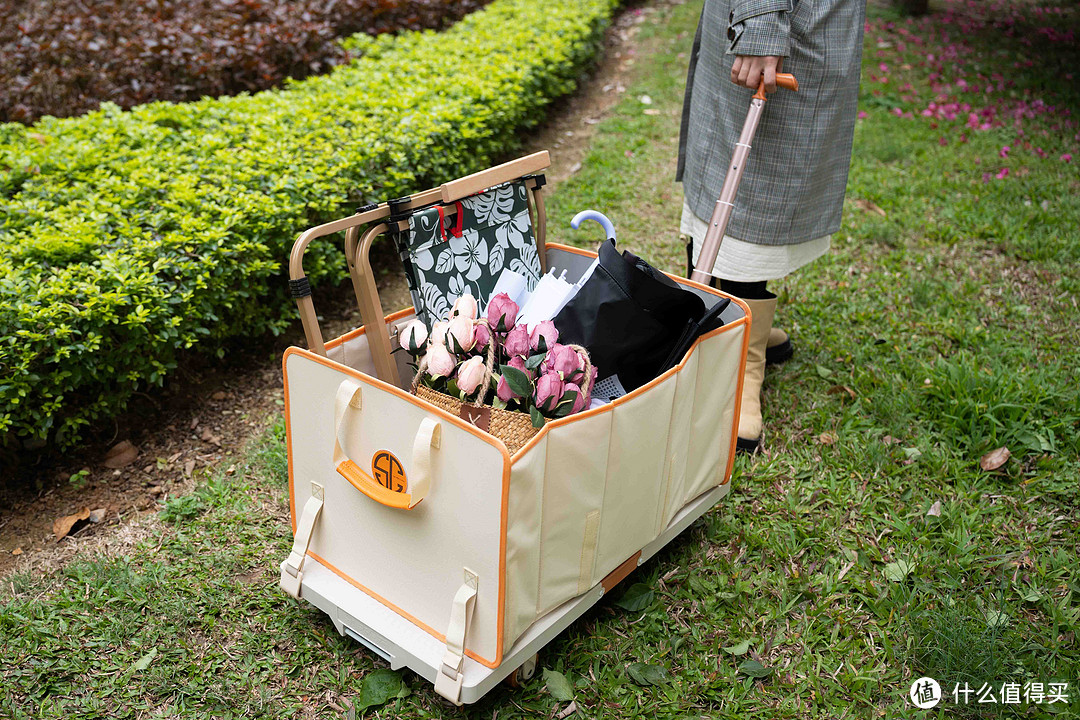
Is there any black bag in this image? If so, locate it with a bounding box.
[554,239,729,392]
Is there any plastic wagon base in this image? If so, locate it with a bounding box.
[294,481,730,704]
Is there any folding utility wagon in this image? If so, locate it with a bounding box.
[279,153,750,704]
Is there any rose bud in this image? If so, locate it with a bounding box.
[504,324,531,358]
[473,321,492,353]
[430,320,449,346]
[399,319,428,355]
[544,343,584,381]
[425,343,456,378]
[486,292,519,333]
[562,381,588,414]
[530,320,559,353]
[447,315,476,354]
[507,354,533,381]
[534,371,565,413]
[496,374,519,403]
[456,355,487,396]
[451,293,478,321]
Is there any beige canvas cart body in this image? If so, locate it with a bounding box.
[279,154,750,705]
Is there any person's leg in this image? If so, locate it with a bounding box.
[706,278,792,365]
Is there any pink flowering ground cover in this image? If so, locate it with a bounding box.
[844,0,1079,265]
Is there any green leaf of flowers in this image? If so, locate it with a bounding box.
[500,364,533,397]
[529,405,546,428]
[525,352,547,371]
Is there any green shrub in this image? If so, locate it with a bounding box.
[0,0,617,450]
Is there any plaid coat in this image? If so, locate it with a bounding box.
[676,0,866,246]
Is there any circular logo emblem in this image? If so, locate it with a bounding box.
[909,677,941,709]
[371,451,406,493]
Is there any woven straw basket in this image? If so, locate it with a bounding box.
[414,384,539,455]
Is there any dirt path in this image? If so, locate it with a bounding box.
[0,2,661,579]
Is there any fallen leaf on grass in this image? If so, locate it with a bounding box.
[643,108,661,115]
[817,432,837,445]
[11,548,23,556]
[356,668,409,712]
[211,391,228,400]
[88,508,107,523]
[53,507,91,541]
[738,659,772,678]
[200,428,222,446]
[722,639,751,656]
[543,668,574,701]
[184,460,196,477]
[615,583,655,611]
[926,500,942,517]
[103,440,138,468]
[853,198,887,217]
[556,700,578,719]
[827,385,856,401]
[883,560,914,582]
[132,647,158,672]
[627,662,667,686]
[979,446,1010,471]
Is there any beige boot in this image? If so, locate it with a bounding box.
[736,297,776,453]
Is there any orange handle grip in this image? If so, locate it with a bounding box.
[753,73,799,100]
[337,459,417,510]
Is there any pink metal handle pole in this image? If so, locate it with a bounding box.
[690,74,799,285]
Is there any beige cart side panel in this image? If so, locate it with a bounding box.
[502,434,547,651]
[683,327,745,503]
[285,350,507,666]
[533,410,614,617]
[658,349,701,532]
[593,373,677,583]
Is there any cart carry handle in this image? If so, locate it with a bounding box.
[331,380,442,509]
[287,151,551,380]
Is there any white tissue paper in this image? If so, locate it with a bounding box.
[516,268,578,329]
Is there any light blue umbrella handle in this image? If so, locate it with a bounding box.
[570,210,616,241]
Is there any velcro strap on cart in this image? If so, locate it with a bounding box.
[434,568,478,706]
[279,482,324,599]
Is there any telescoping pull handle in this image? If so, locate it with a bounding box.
[689,73,799,285]
[752,72,799,100]
[331,380,441,509]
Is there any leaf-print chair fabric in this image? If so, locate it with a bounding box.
[397,180,543,328]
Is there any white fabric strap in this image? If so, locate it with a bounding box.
[434,569,478,705]
[331,378,440,509]
[331,380,364,470]
[279,482,324,598]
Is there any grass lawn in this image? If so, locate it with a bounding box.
[3,0,1078,717]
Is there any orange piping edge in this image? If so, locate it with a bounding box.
[512,245,751,463]
[282,341,510,669]
[309,551,501,669]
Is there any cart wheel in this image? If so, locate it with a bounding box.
[505,653,539,688]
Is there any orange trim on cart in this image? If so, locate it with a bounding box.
[325,307,416,351]
[283,341,511,669]
[309,551,501,670]
[512,245,751,464]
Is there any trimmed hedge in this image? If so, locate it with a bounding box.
[0,0,617,450]
[0,0,489,124]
